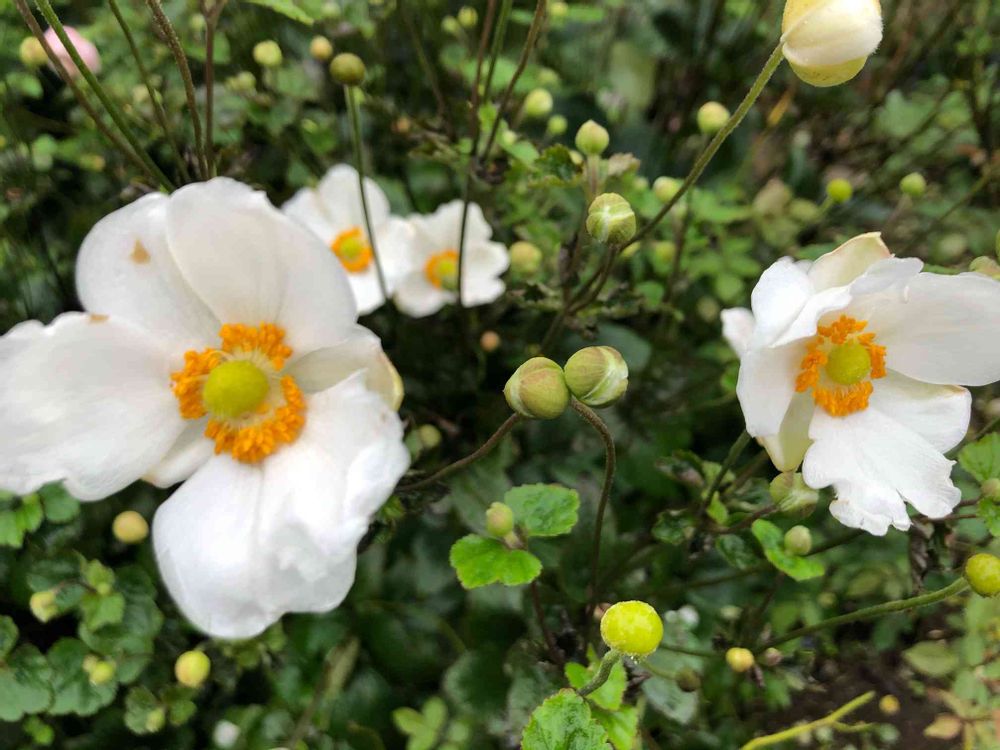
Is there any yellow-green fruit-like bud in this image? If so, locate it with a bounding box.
[417,424,442,450]
[651,241,676,265]
[485,502,515,538]
[575,119,609,156]
[457,6,478,28]
[653,176,681,204]
[145,707,166,733]
[480,330,501,352]
[523,88,553,119]
[549,1,569,19]
[696,101,730,135]
[329,53,365,86]
[20,37,47,68]
[546,114,567,136]
[310,36,334,61]
[783,525,812,556]
[879,695,900,716]
[504,358,570,420]
[586,193,635,246]
[88,660,116,686]
[112,510,149,544]
[965,553,1000,597]
[441,16,461,35]
[761,648,783,667]
[600,601,663,657]
[252,40,283,68]
[30,590,58,622]
[982,478,1000,499]
[970,257,1000,281]
[564,346,628,408]
[769,472,819,519]
[510,241,543,276]
[825,178,853,204]
[175,650,212,688]
[725,647,755,673]
[781,0,883,88]
[676,667,701,692]
[227,71,257,93]
[189,13,207,33]
[899,172,926,198]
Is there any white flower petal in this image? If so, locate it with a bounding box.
[0,313,184,500]
[782,0,882,69]
[281,187,335,240]
[411,200,492,256]
[144,420,213,488]
[721,307,755,358]
[867,272,1000,386]
[870,372,970,454]
[760,392,814,472]
[806,232,889,291]
[803,406,960,535]
[153,375,408,638]
[749,257,813,347]
[347,268,386,315]
[75,193,219,351]
[316,164,391,229]
[166,179,357,354]
[736,341,803,438]
[394,272,451,318]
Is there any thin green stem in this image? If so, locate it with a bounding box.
[483,0,514,99]
[740,691,876,750]
[630,43,784,246]
[203,0,229,176]
[699,430,751,518]
[758,577,969,652]
[344,87,389,301]
[577,649,621,697]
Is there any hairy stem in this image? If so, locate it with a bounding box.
[577,649,621,697]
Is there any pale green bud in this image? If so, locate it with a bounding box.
[726,647,754,673]
[523,88,553,119]
[310,36,334,61]
[457,6,478,28]
[651,240,676,264]
[30,590,58,622]
[145,708,166,733]
[825,178,853,204]
[769,472,819,519]
[175,650,211,688]
[504,357,570,420]
[20,37,47,68]
[783,525,812,556]
[510,241,542,276]
[695,296,720,322]
[965,553,1000,597]
[575,119,609,156]
[564,346,628,408]
[112,510,149,544]
[982,478,1000,499]
[550,1,569,19]
[330,53,366,86]
[189,13,207,33]
[899,172,926,198]
[546,114,568,136]
[696,101,730,135]
[417,424,442,450]
[586,193,635,246]
[87,659,116,686]
[252,40,283,68]
[441,16,461,35]
[227,71,257,93]
[970,256,1000,280]
[485,502,515,538]
[761,648,783,667]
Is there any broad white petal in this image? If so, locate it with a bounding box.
[281,187,336,241]
[75,193,219,351]
[153,375,408,638]
[411,200,492,256]
[346,268,386,315]
[0,313,184,500]
[394,272,451,318]
[749,257,812,347]
[807,233,889,291]
[166,179,357,354]
[870,372,970,454]
[736,341,803,438]
[316,164,391,229]
[760,392,814,472]
[721,307,755,358]
[868,272,1000,386]
[782,0,882,68]
[374,217,417,288]
[144,420,213,488]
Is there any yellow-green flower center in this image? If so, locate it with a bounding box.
[824,341,872,386]
[201,360,270,418]
[424,249,460,291]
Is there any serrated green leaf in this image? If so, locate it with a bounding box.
[715,534,759,571]
[591,704,638,750]
[449,535,542,588]
[39,485,79,523]
[978,496,1000,537]
[959,434,1000,483]
[504,484,580,538]
[80,592,125,631]
[124,686,161,735]
[751,520,824,582]
[522,690,610,750]
[0,645,52,721]
[244,0,315,24]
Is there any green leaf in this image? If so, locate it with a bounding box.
[504,484,580,538]
[39,485,79,523]
[715,535,759,571]
[564,657,626,712]
[243,0,315,24]
[959,434,1000,483]
[591,704,639,750]
[0,616,17,659]
[978,495,1000,537]
[751,520,824,582]
[0,645,52,721]
[532,145,579,186]
[47,638,118,716]
[449,535,542,588]
[652,512,691,546]
[124,686,162,734]
[903,641,960,678]
[0,494,43,548]
[521,690,610,750]
[80,592,126,631]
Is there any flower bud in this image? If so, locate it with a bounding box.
[899,172,926,198]
[964,553,1000,597]
[600,601,664,657]
[504,358,570,420]
[783,525,812,556]
[653,176,682,204]
[485,502,515,538]
[676,667,701,692]
[651,241,676,265]
[769,472,819,519]
[586,193,635,246]
[550,1,569,20]
[781,0,883,88]
[696,101,730,135]
[30,590,58,622]
[457,6,478,28]
[87,659,116,686]
[982,478,1000,500]
[189,13,207,33]
[761,648,783,667]
[227,71,257,93]
[696,296,720,322]
[112,510,149,544]
[441,16,461,35]
[546,114,568,136]
[43,26,101,78]
[879,695,900,716]
[523,88,553,119]
[970,257,1000,281]
[575,119,609,156]
[145,707,166,733]
[309,36,334,61]
[175,650,212,688]
[725,647,755,673]
[564,346,628,408]
[510,241,543,276]
[330,53,365,86]
[825,178,853,204]
[417,424,442,450]
[252,40,283,68]
[480,330,501,352]
[20,37,47,68]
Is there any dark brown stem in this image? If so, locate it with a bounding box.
[530,580,563,666]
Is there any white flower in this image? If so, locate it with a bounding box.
[723,233,1000,535]
[781,0,883,87]
[282,165,414,315]
[394,200,509,317]
[0,178,410,637]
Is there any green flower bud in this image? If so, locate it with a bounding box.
[145,707,166,733]
[549,1,569,19]
[575,119,609,156]
[227,71,257,93]
[651,176,678,203]
[937,233,968,262]
[696,101,730,135]
[523,88,553,119]
[504,357,570,420]
[982,478,1000,499]
[695,296,720,322]
[417,424,442,450]
[761,647,783,667]
[537,67,560,87]
[564,346,628,408]
[510,241,543,276]
[783,525,812,556]
[252,40,283,68]
[825,178,853,204]
[600,601,663,657]
[965,553,1000,597]
[725,647,755,673]
[88,659,116,686]
[112,510,149,544]
[879,695,900,716]
[329,53,365,86]
[457,6,478,28]
[441,16,461,35]
[676,667,701,692]
[20,37,47,68]
[788,198,821,224]
[546,114,567,136]
[970,256,1000,281]
[769,472,819,519]
[586,193,635,246]
[310,36,334,61]
[189,13,207,33]
[480,330,501,352]
[485,502,515,538]
[175,650,212,688]
[30,590,58,622]
[651,240,676,265]
[899,172,926,198]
